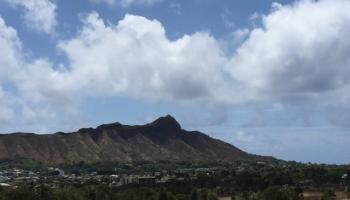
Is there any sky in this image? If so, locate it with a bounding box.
[0,0,350,164]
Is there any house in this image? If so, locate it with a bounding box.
[342,174,348,179]
[119,175,156,186]
[0,183,10,187]
[138,176,156,185]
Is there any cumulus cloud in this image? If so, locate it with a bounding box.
[90,0,162,7]
[0,87,16,124]
[228,0,350,103]
[52,0,350,128]
[0,16,78,132]
[0,12,231,131]
[2,0,350,131]
[57,12,229,104]
[235,131,255,143]
[0,17,22,79]
[221,8,235,29]
[2,0,57,34]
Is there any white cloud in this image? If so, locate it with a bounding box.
[91,0,162,7]
[0,87,16,124]
[235,131,255,143]
[0,12,231,131]
[231,28,250,46]
[0,15,79,132]
[169,2,182,15]
[221,8,236,29]
[0,17,22,125]
[2,0,57,34]
[228,0,350,104]
[2,0,350,131]
[57,12,230,104]
[0,16,22,79]
[249,12,261,21]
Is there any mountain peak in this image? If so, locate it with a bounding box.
[96,122,123,130]
[148,115,181,130]
[0,115,265,164]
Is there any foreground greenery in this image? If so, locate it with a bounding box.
[0,184,305,200]
[0,160,349,200]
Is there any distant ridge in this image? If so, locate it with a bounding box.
[0,115,273,164]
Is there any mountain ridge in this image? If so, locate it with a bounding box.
[0,115,273,164]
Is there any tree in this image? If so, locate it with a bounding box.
[37,184,55,200]
[240,191,251,200]
[190,189,199,200]
[144,188,158,200]
[321,189,336,200]
[176,194,190,200]
[3,186,38,200]
[159,190,168,200]
[87,185,114,200]
[207,193,218,200]
[0,185,3,199]
[292,186,304,200]
[230,189,236,200]
[167,192,178,200]
[200,189,208,200]
[260,186,288,200]
[345,186,350,198]
[53,187,86,200]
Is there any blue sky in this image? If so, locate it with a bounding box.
[0,0,350,164]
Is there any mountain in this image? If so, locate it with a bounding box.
[0,115,270,164]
